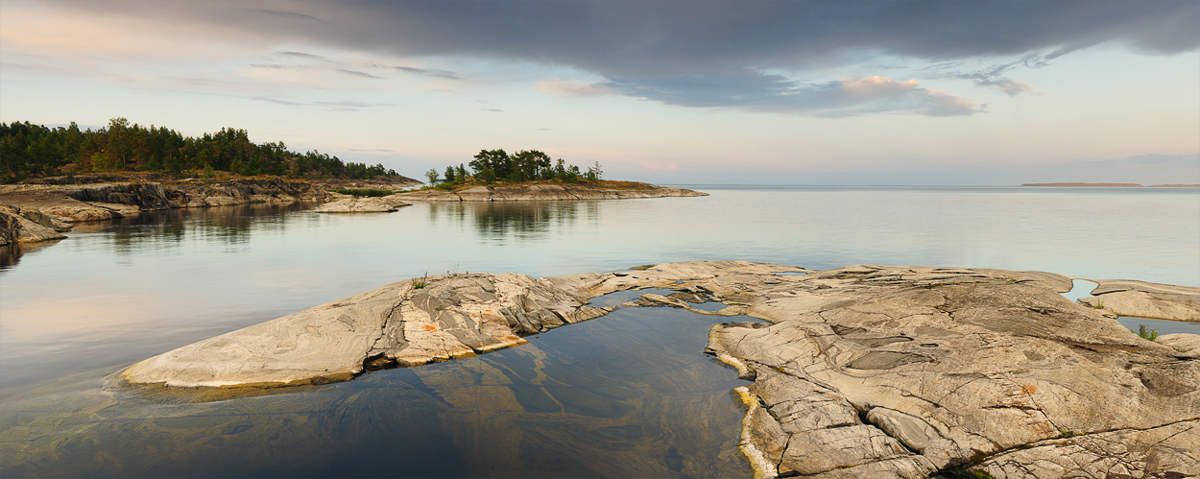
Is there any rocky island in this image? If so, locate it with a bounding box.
[392,182,707,202]
[120,261,1199,479]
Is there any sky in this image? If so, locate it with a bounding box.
[1,0,1197,185]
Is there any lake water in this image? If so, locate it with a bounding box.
[2,185,1198,477]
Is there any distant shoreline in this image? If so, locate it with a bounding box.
[1020,182,1200,187]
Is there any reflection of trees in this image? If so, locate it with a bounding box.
[4,203,312,263]
[0,241,60,270]
[106,204,303,253]
[429,201,595,240]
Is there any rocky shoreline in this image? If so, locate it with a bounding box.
[1,177,705,242]
[119,261,1199,478]
[0,175,422,244]
[392,183,707,202]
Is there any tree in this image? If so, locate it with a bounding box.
[470,149,510,178]
[106,117,132,170]
[444,165,456,183]
[511,149,551,181]
[477,167,496,184]
[425,169,439,184]
[586,161,603,182]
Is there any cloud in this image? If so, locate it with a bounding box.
[613,75,982,116]
[388,65,460,80]
[974,79,1042,96]
[535,78,617,98]
[276,50,328,60]
[8,1,1198,116]
[250,9,327,24]
[245,97,391,111]
[947,54,1047,96]
[335,69,383,79]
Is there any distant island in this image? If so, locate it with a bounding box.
[1021,182,1200,187]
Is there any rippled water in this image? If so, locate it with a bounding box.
[1,185,1197,477]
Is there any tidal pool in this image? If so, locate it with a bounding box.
[0,293,754,478]
[1062,280,1200,335]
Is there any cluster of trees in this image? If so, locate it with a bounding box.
[0,118,398,183]
[426,149,602,187]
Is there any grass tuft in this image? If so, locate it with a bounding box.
[1131,324,1159,341]
[412,273,428,289]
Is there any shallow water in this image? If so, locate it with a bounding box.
[1117,317,1200,336]
[1062,279,1200,335]
[1,185,1197,477]
[0,299,752,478]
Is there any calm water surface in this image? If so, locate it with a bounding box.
[1,185,1198,477]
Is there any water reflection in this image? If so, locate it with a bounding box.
[65,203,314,252]
[0,240,61,270]
[428,201,599,241]
[0,305,753,478]
[1116,317,1200,335]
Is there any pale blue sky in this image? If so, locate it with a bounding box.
[1,0,1197,185]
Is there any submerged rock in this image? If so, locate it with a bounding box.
[119,261,1200,478]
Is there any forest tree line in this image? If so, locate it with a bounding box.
[0,118,398,183]
[427,149,602,188]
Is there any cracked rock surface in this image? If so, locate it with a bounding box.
[704,265,1199,479]
[120,261,1200,478]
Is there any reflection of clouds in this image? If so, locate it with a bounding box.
[0,292,180,342]
[248,267,334,291]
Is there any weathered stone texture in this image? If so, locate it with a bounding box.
[312,194,411,213]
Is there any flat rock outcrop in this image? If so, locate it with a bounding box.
[1079,279,1200,321]
[119,261,1200,478]
[704,265,1199,478]
[393,183,707,202]
[312,194,411,213]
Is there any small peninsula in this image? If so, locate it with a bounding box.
[120,261,1200,479]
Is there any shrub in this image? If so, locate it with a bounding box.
[1132,324,1159,341]
[412,273,428,289]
